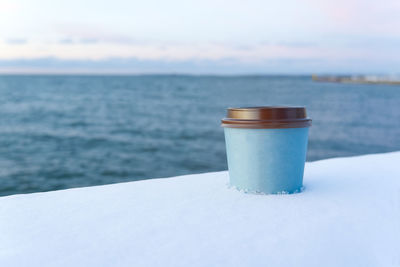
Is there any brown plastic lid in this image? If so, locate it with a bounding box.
[221,106,312,129]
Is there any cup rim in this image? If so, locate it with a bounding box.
[221,106,312,129]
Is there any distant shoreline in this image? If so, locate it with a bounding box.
[312,74,400,85]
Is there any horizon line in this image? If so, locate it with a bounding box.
[0,71,315,76]
[0,71,393,76]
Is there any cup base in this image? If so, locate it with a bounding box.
[228,183,305,195]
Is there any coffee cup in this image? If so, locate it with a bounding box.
[221,106,311,194]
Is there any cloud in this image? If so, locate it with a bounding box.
[55,23,141,45]
[58,39,74,44]
[5,38,28,45]
[276,41,317,48]
[1,38,400,68]
[79,38,99,44]
[58,38,114,45]
[0,56,399,74]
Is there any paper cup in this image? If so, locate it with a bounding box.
[221,106,311,194]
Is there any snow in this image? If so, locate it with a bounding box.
[1,152,400,267]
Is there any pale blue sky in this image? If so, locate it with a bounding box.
[0,0,399,73]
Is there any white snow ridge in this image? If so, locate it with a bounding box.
[1,152,400,267]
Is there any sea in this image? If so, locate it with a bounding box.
[0,75,399,196]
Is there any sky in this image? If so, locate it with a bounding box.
[0,0,400,74]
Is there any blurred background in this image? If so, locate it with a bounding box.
[0,0,399,196]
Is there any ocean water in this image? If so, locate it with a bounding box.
[0,75,399,196]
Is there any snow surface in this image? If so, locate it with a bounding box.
[1,152,400,267]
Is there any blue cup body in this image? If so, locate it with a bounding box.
[224,127,309,194]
